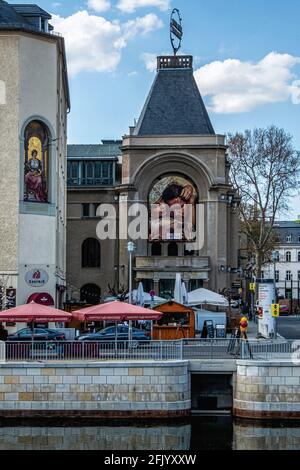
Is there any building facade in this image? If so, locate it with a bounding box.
[262,221,300,302]
[0,1,70,312]
[66,55,240,302]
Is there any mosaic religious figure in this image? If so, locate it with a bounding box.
[24,121,49,203]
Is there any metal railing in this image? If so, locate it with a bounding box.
[3,339,243,362]
[0,341,5,362]
[241,339,300,360]
[5,340,183,362]
[181,338,239,360]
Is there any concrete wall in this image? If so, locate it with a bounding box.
[234,360,300,419]
[0,34,20,277]
[0,361,190,418]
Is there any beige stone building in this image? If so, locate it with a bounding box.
[66,55,239,303]
[0,1,70,312]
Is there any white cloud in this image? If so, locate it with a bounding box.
[51,11,163,76]
[124,13,163,39]
[117,0,170,13]
[87,0,110,13]
[194,52,300,114]
[141,52,157,72]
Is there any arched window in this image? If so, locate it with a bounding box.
[286,251,291,262]
[152,242,162,256]
[80,284,101,304]
[168,242,178,256]
[24,120,50,203]
[82,238,100,268]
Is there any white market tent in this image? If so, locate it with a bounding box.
[187,288,229,307]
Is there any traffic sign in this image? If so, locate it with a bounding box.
[271,303,280,317]
[249,283,255,291]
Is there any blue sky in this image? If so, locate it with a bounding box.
[12,0,300,217]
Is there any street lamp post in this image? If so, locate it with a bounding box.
[271,251,279,338]
[127,241,136,343]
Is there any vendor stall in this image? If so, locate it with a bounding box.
[153,301,195,340]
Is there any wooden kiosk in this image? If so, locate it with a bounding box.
[152,301,195,340]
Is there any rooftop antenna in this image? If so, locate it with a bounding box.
[170,8,183,56]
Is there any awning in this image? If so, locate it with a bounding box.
[27,292,54,306]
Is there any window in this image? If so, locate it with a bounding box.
[286,235,292,243]
[159,279,174,299]
[189,279,204,291]
[152,242,162,256]
[298,271,300,281]
[275,271,279,282]
[80,284,101,304]
[286,271,292,281]
[298,235,300,243]
[286,251,292,262]
[82,238,101,268]
[82,203,90,217]
[68,161,114,186]
[168,242,178,257]
[261,270,264,279]
[298,252,300,262]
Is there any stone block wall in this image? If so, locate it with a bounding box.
[234,360,300,419]
[0,361,190,418]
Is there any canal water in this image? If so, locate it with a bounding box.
[0,417,300,450]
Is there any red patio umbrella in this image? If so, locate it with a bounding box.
[0,302,72,352]
[72,300,162,322]
[73,301,162,344]
[0,301,72,323]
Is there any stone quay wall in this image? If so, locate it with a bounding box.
[0,361,190,418]
[234,360,300,419]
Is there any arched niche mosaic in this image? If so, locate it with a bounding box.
[24,120,50,203]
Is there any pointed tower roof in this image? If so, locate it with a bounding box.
[134,55,214,136]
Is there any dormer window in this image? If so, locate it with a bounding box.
[286,235,292,243]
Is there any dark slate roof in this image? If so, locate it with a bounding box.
[274,221,300,244]
[11,4,51,18]
[134,66,215,136]
[0,0,31,29]
[67,141,122,160]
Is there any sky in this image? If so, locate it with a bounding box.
[11,0,300,218]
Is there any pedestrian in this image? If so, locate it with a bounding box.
[0,323,8,341]
[239,316,248,340]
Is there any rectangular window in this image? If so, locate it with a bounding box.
[286,235,292,243]
[298,235,300,243]
[298,271,300,281]
[286,271,292,281]
[67,161,79,185]
[82,203,90,217]
[261,270,264,279]
[275,271,279,282]
[90,203,99,217]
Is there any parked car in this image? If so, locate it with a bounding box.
[7,327,66,341]
[75,325,151,345]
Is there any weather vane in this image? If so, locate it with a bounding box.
[170,8,183,56]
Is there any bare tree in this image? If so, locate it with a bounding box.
[227,126,300,276]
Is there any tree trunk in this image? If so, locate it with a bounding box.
[255,251,263,279]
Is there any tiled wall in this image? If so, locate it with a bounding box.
[234,360,300,418]
[0,361,190,417]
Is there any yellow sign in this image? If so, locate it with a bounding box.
[250,283,255,291]
[272,304,280,317]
